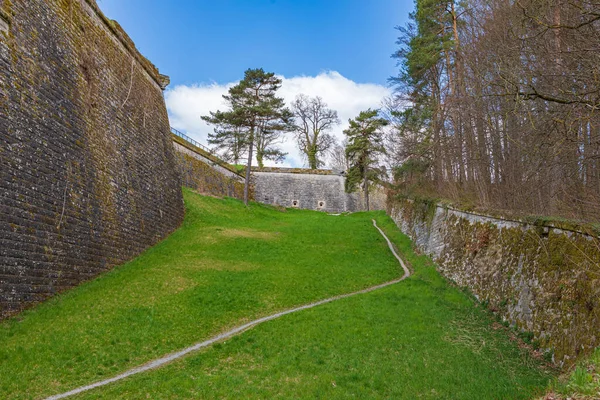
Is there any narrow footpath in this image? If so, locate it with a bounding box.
[46,220,411,400]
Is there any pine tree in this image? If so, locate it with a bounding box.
[202,68,292,204]
[344,109,388,211]
[390,0,461,187]
[204,112,248,165]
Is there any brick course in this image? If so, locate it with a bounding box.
[0,0,184,318]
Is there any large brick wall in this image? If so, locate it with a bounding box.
[0,0,184,318]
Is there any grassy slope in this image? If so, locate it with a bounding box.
[1,189,551,399]
[0,189,399,399]
[71,214,552,400]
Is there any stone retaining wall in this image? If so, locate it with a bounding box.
[252,169,359,213]
[172,137,246,200]
[389,198,600,367]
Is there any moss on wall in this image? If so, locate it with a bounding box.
[0,0,184,318]
[389,197,600,368]
[171,134,244,177]
[174,150,246,200]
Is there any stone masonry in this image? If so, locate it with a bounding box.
[172,135,247,200]
[253,168,360,213]
[0,0,184,318]
[389,197,600,367]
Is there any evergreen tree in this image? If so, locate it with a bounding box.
[390,0,462,187]
[344,109,388,211]
[202,68,292,204]
[204,112,248,165]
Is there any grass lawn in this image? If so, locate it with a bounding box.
[1,189,552,399]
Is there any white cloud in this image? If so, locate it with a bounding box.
[165,71,391,168]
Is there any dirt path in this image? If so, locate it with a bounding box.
[45,220,410,400]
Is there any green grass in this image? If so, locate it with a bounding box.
[0,189,552,399]
[547,347,600,399]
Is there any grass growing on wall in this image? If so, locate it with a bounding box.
[0,189,552,399]
[547,348,600,399]
[176,151,246,200]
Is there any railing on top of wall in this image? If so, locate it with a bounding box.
[170,127,247,177]
[170,127,212,154]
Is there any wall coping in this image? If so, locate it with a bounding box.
[171,134,244,178]
[252,167,345,176]
[84,0,168,89]
[398,197,600,238]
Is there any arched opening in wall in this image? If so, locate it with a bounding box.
[292,200,299,208]
[317,201,326,209]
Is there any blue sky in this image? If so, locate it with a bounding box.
[97,0,414,167]
[98,0,413,86]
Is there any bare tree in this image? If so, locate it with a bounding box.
[255,117,290,168]
[291,94,340,169]
[328,138,350,172]
[389,0,600,221]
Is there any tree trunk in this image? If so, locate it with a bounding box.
[364,170,370,211]
[431,76,443,187]
[449,1,465,186]
[308,147,317,170]
[244,132,254,205]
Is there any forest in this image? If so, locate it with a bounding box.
[388,0,600,222]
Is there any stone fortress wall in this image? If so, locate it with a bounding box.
[252,167,386,213]
[0,0,184,318]
[389,197,600,367]
[6,3,593,372]
[170,134,384,213]
[171,132,247,200]
[252,168,359,213]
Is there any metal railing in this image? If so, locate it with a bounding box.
[170,127,246,177]
[170,127,212,154]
